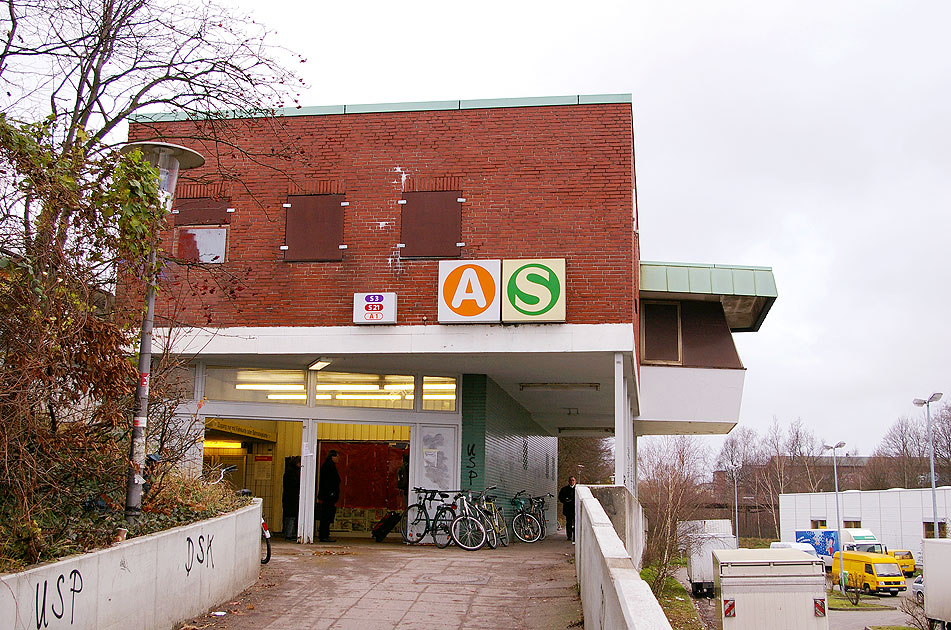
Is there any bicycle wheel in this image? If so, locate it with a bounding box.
[494,507,509,547]
[450,515,487,551]
[432,506,455,548]
[481,509,498,549]
[261,526,271,564]
[401,504,429,544]
[512,512,542,543]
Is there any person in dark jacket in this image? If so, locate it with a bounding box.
[317,450,341,542]
[558,476,577,542]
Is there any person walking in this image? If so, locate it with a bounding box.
[558,476,577,542]
[317,450,341,542]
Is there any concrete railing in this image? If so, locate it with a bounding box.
[575,485,672,630]
[0,499,262,630]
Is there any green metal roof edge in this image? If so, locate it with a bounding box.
[129,93,633,123]
[640,260,773,272]
[639,261,778,298]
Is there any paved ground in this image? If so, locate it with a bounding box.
[181,533,583,630]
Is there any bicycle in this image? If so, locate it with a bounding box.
[237,488,271,564]
[529,493,553,539]
[475,487,508,548]
[511,490,542,543]
[449,490,488,551]
[401,487,454,545]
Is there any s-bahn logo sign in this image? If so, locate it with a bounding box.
[438,259,566,323]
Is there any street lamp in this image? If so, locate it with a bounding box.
[120,142,204,523]
[914,392,944,538]
[729,464,740,539]
[823,440,846,594]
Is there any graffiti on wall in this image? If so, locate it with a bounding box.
[34,569,83,628]
[185,534,215,576]
[465,443,479,486]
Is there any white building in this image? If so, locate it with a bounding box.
[779,487,951,563]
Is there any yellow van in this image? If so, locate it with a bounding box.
[887,549,916,576]
[832,551,906,596]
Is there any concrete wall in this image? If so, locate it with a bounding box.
[0,500,262,630]
[576,485,671,630]
[589,485,647,569]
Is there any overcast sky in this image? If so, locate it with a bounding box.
[235,0,949,456]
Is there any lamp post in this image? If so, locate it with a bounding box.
[730,464,740,539]
[914,392,944,538]
[120,142,204,523]
[823,440,846,594]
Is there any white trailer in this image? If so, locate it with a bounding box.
[687,533,738,597]
[779,487,951,565]
[923,539,951,628]
[713,548,829,630]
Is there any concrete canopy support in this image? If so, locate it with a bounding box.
[298,418,318,543]
[614,352,636,494]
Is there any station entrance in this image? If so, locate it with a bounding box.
[202,418,411,538]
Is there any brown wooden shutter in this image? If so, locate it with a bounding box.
[173,197,231,225]
[284,194,345,261]
[400,191,461,257]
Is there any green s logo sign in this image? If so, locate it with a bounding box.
[506,263,561,316]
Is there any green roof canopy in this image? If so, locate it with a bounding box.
[639,261,777,332]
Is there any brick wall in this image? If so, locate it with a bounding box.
[128,103,635,327]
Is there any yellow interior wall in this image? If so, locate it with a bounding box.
[317,423,410,441]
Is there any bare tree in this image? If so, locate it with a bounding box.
[931,403,951,486]
[786,419,824,492]
[0,0,303,568]
[869,416,928,488]
[558,437,614,486]
[638,435,709,596]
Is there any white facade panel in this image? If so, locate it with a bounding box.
[638,366,745,423]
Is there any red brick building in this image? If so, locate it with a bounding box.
[129,94,775,542]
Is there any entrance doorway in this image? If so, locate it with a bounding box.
[312,424,410,539]
[201,418,301,535]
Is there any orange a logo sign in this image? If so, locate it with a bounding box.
[438,260,501,322]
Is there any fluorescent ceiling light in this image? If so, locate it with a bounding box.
[520,383,600,391]
[422,394,456,400]
[383,384,415,391]
[335,394,403,400]
[308,358,333,371]
[235,384,305,391]
[203,440,244,449]
[315,394,332,400]
[315,384,382,391]
[267,394,307,400]
[423,383,456,390]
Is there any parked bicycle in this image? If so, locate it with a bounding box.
[401,487,455,546]
[238,488,271,564]
[450,489,488,551]
[529,492,553,539]
[511,490,542,543]
[474,486,508,548]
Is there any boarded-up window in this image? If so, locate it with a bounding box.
[172,197,230,264]
[401,191,461,258]
[641,302,681,363]
[284,194,345,261]
[173,197,231,225]
[177,227,227,263]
